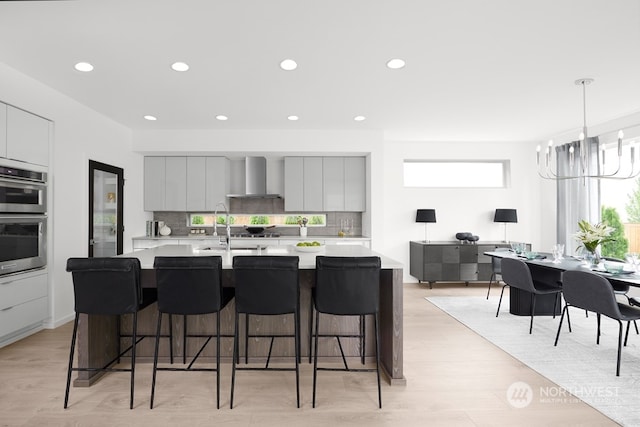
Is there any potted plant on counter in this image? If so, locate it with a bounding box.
[298,216,308,237]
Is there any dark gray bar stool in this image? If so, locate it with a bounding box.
[65,257,156,409]
[151,256,234,409]
[312,256,382,408]
[230,255,300,408]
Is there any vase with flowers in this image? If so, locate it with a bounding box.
[574,220,615,267]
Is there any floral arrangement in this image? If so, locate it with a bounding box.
[574,220,615,253]
[297,216,308,228]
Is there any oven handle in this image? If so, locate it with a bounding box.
[1,264,17,271]
[0,175,46,186]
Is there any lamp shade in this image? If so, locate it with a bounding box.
[416,209,436,223]
[494,208,518,223]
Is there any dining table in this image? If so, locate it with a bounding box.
[484,250,640,316]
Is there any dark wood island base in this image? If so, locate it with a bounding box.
[73,248,406,387]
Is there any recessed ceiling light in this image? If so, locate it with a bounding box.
[171,62,190,72]
[144,115,157,121]
[74,62,94,72]
[280,59,298,71]
[386,58,406,69]
[215,115,228,121]
[287,115,299,121]
[354,116,366,121]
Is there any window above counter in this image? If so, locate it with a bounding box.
[188,213,327,228]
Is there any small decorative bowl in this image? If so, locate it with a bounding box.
[603,261,625,274]
[524,251,538,260]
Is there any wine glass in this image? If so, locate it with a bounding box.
[625,253,639,272]
[552,244,564,263]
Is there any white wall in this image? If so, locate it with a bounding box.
[383,139,549,281]
[0,62,147,328]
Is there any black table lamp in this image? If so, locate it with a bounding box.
[416,209,436,242]
[494,208,517,242]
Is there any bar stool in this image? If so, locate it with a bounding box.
[150,256,234,409]
[312,256,382,408]
[230,256,300,408]
[65,257,154,409]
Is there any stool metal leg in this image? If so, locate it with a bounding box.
[230,311,239,409]
[129,312,137,409]
[64,313,80,409]
[150,312,163,409]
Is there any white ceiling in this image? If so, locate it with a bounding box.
[1,0,639,142]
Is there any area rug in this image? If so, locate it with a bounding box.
[426,295,640,426]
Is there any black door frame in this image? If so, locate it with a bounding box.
[88,160,124,256]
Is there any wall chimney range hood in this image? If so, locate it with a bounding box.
[227,156,281,198]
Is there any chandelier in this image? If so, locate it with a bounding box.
[536,78,637,180]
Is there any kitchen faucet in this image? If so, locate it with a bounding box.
[213,202,231,251]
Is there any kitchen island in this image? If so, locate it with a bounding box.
[74,244,405,387]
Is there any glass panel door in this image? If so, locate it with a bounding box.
[89,160,123,256]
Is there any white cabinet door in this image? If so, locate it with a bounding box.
[165,157,187,211]
[0,271,48,343]
[186,157,206,211]
[323,157,344,211]
[205,157,229,210]
[6,106,50,166]
[344,157,366,211]
[0,103,6,158]
[144,157,165,211]
[284,157,304,211]
[303,157,323,211]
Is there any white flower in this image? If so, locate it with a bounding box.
[573,220,615,253]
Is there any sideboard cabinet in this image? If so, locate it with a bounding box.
[409,241,528,288]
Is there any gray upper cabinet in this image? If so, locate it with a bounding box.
[204,157,229,210]
[186,157,229,211]
[144,157,166,211]
[285,156,366,212]
[0,103,6,159]
[164,157,187,211]
[344,157,365,211]
[323,157,345,211]
[284,157,304,211]
[6,105,50,166]
[146,156,229,212]
[303,157,323,211]
[186,157,206,211]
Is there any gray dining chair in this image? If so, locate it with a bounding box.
[496,257,562,334]
[486,247,511,299]
[554,270,640,376]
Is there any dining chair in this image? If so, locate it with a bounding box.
[554,270,640,376]
[496,257,562,334]
[486,247,510,299]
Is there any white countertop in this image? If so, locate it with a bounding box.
[133,235,370,241]
[122,244,402,270]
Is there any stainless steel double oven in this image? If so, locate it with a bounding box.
[0,164,47,275]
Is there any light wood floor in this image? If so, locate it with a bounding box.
[0,283,618,427]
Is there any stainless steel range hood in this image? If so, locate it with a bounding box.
[227,156,281,198]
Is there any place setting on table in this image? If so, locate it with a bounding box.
[487,242,640,278]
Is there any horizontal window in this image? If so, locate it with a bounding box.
[403,160,508,188]
[189,214,326,227]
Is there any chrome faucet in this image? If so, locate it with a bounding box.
[213,202,231,251]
